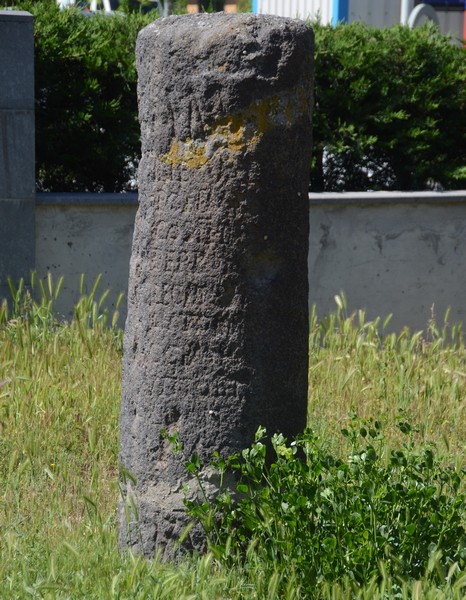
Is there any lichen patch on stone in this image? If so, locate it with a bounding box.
[158,84,309,169]
[161,138,210,169]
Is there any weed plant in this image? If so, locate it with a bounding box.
[170,421,464,596]
[0,279,464,598]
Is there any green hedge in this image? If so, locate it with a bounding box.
[12,0,154,192]
[5,1,466,191]
[312,22,466,191]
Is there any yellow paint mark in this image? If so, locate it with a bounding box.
[284,100,294,125]
[161,138,209,169]
[158,83,310,169]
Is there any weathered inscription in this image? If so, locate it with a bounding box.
[119,12,314,557]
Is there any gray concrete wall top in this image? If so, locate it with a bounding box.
[309,190,466,205]
[36,190,466,207]
[35,192,139,207]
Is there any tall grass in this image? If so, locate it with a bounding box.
[0,278,464,598]
[309,296,465,462]
[0,275,122,597]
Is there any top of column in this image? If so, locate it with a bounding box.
[136,12,313,158]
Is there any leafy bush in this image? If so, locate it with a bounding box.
[6,0,154,192]
[312,22,466,191]
[168,420,465,595]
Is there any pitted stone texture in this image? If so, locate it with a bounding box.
[119,12,313,558]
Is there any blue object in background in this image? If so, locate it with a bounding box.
[332,0,349,25]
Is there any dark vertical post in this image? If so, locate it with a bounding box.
[0,11,35,301]
[119,12,314,557]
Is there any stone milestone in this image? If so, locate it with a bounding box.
[119,11,314,557]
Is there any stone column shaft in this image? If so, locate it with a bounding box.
[119,12,314,557]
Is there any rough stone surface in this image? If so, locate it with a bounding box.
[119,12,314,558]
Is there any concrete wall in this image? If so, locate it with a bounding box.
[34,191,466,333]
[309,191,466,332]
[35,193,137,324]
[0,10,35,301]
